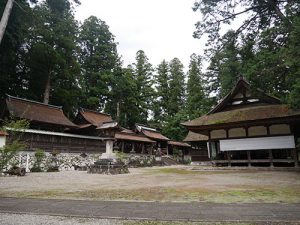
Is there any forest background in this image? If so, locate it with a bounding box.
[0,0,299,141]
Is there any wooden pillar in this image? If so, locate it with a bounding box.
[269,149,274,167]
[292,148,299,167]
[25,153,30,172]
[121,141,124,152]
[141,143,145,154]
[247,151,251,167]
[227,151,231,167]
[131,142,135,153]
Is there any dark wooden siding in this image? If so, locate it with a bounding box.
[7,132,106,153]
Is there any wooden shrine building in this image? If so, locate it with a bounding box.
[3,95,107,153]
[135,124,170,155]
[182,77,300,167]
[183,131,209,162]
[115,129,155,154]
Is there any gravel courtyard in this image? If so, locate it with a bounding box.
[1,166,300,203]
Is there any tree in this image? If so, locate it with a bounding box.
[0,0,14,45]
[0,0,33,110]
[152,60,170,125]
[167,58,185,116]
[0,118,29,173]
[193,0,300,108]
[205,31,242,99]
[132,50,154,124]
[25,0,81,116]
[105,66,140,128]
[158,58,187,141]
[79,16,119,110]
[186,54,209,120]
[193,0,298,45]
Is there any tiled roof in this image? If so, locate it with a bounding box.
[183,131,208,142]
[168,140,191,147]
[141,129,169,141]
[115,132,155,143]
[0,131,8,136]
[182,104,300,128]
[120,128,135,134]
[208,77,281,114]
[78,109,112,126]
[6,95,77,128]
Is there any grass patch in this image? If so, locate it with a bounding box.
[150,168,201,175]
[122,221,299,225]
[123,221,256,225]
[1,186,299,203]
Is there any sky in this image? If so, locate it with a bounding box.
[75,0,206,70]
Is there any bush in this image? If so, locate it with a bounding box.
[0,118,29,174]
[31,149,45,172]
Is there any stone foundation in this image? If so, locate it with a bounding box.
[8,151,102,172]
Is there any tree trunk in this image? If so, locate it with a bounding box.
[116,102,120,121]
[0,0,14,45]
[43,74,51,104]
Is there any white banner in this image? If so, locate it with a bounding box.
[220,135,295,151]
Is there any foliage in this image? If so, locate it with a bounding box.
[25,0,81,117]
[186,54,211,119]
[79,16,120,110]
[193,0,298,46]
[153,60,170,124]
[167,58,186,117]
[196,0,300,108]
[0,118,29,173]
[162,109,188,141]
[131,50,155,124]
[0,0,33,107]
[31,149,45,172]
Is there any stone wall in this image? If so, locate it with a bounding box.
[9,151,102,172]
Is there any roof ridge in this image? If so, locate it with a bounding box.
[80,107,111,116]
[7,94,63,110]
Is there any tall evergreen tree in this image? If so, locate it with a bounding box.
[79,16,119,110]
[161,57,188,141]
[167,57,185,116]
[25,0,81,116]
[153,60,169,125]
[132,50,154,124]
[0,0,33,113]
[206,31,241,99]
[105,66,140,128]
[186,54,208,120]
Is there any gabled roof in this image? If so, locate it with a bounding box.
[168,140,191,147]
[183,131,208,142]
[0,131,8,136]
[115,132,155,143]
[6,95,77,128]
[208,77,281,114]
[141,129,169,141]
[120,128,135,134]
[181,77,297,131]
[77,108,112,126]
[182,104,300,130]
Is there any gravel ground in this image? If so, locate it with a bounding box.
[0,166,299,202]
[0,213,121,225]
[1,166,299,192]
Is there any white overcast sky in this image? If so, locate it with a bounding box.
[75,0,206,70]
